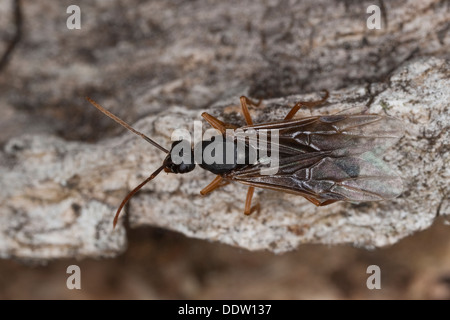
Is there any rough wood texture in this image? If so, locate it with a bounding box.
[1,57,448,258]
[0,0,448,259]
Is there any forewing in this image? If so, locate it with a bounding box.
[230,114,404,204]
[242,114,404,157]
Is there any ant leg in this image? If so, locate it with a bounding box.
[240,96,262,125]
[244,186,260,215]
[202,112,237,134]
[284,90,329,120]
[320,199,338,206]
[200,175,230,195]
[304,196,338,206]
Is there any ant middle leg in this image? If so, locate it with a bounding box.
[200,175,230,196]
[304,196,338,207]
[240,96,262,126]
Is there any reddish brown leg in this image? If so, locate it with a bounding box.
[240,96,262,125]
[200,175,230,195]
[284,90,329,120]
[244,186,260,215]
[202,112,237,134]
[304,196,338,206]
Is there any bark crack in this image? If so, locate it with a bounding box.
[0,0,22,73]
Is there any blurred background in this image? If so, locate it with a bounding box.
[0,0,448,299]
[1,221,450,299]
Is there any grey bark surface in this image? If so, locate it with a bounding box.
[0,0,448,259]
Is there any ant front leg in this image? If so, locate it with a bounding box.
[202,112,238,134]
[240,96,262,126]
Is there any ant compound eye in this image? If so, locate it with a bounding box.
[177,162,196,173]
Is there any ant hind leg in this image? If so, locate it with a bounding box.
[284,90,329,120]
[244,186,260,215]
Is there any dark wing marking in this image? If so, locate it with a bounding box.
[227,115,403,204]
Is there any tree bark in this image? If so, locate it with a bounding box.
[0,0,448,259]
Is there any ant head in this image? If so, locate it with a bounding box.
[164,140,196,174]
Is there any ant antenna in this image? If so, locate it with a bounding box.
[86,97,169,154]
[86,97,171,228]
[112,163,166,229]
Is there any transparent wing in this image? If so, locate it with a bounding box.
[228,114,404,204]
[242,114,404,157]
[229,153,402,204]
